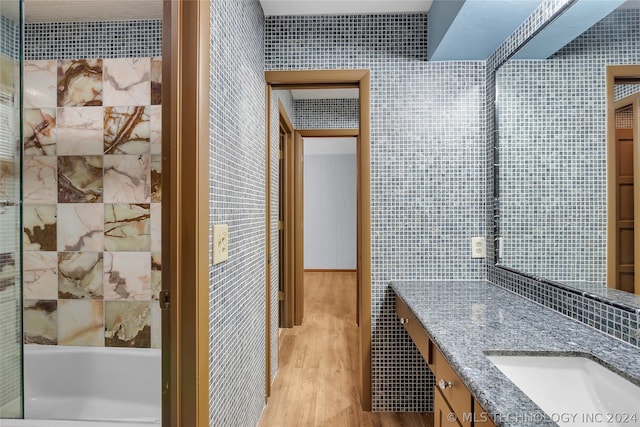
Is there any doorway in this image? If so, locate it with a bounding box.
[265,70,372,409]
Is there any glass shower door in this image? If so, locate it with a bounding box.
[0,0,22,419]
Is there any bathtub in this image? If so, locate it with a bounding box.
[1,345,161,426]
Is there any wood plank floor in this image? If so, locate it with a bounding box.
[258,271,433,427]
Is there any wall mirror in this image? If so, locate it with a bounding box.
[495,0,640,304]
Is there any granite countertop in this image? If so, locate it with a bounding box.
[390,281,640,427]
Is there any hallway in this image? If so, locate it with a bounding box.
[258,271,433,427]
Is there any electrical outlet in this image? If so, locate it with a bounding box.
[213,224,229,264]
[471,237,486,259]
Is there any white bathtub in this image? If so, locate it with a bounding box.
[1,345,161,426]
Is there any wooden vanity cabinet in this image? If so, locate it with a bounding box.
[395,295,496,427]
[434,347,473,427]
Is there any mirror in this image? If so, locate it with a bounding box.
[496,0,640,303]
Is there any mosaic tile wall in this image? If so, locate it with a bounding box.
[294,98,358,129]
[209,1,268,426]
[487,0,640,351]
[0,13,21,415]
[21,21,162,349]
[266,14,487,411]
[496,8,640,284]
[24,20,162,60]
[0,16,19,60]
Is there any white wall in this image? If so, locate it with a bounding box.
[304,138,357,270]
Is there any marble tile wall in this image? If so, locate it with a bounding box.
[22,56,162,348]
[0,14,21,414]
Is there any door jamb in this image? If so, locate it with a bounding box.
[162,1,210,425]
[264,69,372,410]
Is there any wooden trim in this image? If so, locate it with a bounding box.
[265,69,369,85]
[298,128,359,137]
[271,83,359,90]
[279,101,295,329]
[294,131,305,325]
[162,1,210,426]
[607,65,640,294]
[304,269,358,273]
[265,86,272,399]
[358,71,372,411]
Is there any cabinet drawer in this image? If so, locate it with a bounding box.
[434,347,472,427]
[395,296,433,368]
[435,388,463,427]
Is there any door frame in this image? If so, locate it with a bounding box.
[264,70,372,410]
[162,1,210,425]
[297,128,360,325]
[606,65,640,294]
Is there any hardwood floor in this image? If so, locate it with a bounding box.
[258,271,433,427]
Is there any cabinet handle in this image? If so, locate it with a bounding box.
[438,379,453,390]
[399,317,409,325]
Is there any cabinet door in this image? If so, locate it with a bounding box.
[474,400,496,427]
[435,389,463,427]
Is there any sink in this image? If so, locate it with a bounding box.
[486,354,640,426]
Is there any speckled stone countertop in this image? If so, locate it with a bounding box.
[390,281,640,427]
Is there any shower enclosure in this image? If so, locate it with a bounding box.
[0,1,163,424]
[0,0,23,419]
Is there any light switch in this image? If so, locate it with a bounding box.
[213,224,229,264]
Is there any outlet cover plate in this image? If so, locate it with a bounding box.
[213,224,229,264]
[471,236,486,259]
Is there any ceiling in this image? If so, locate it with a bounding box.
[259,0,431,16]
[23,0,162,23]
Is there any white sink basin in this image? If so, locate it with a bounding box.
[486,354,640,427]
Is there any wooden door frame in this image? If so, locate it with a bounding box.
[264,69,372,410]
[606,65,640,294]
[162,1,210,426]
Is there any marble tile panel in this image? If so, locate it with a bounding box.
[23,252,58,299]
[57,299,104,346]
[104,204,151,251]
[23,108,56,155]
[0,159,17,201]
[57,59,103,107]
[57,156,103,203]
[151,252,161,300]
[24,60,57,108]
[56,107,103,155]
[23,204,57,251]
[57,203,104,251]
[0,252,17,293]
[105,301,151,348]
[0,56,16,96]
[103,251,151,301]
[23,156,57,204]
[103,154,150,203]
[150,154,161,202]
[150,301,161,349]
[103,106,150,154]
[103,58,150,106]
[58,252,103,299]
[23,300,57,345]
[150,203,161,253]
[151,57,162,106]
[149,105,162,155]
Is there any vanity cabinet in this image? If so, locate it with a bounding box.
[395,296,496,427]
